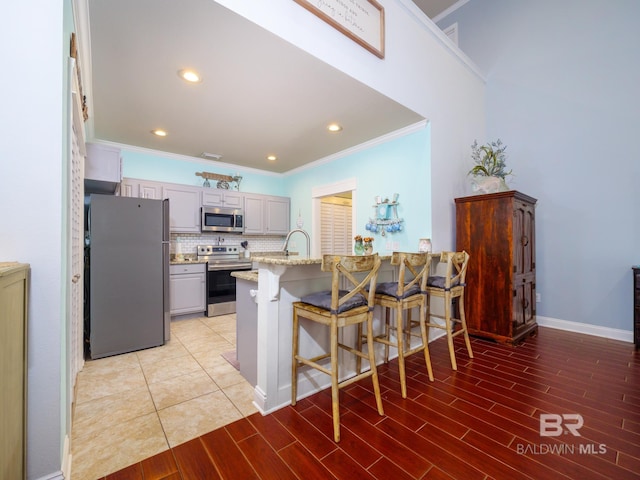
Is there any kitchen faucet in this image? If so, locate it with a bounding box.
[281,228,310,257]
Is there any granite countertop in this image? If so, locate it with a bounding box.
[250,255,322,266]
[231,270,258,282]
[250,253,391,266]
[169,257,207,265]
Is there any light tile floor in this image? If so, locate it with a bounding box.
[71,314,257,480]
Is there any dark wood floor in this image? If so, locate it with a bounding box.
[102,327,640,480]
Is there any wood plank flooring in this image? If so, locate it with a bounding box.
[101,327,640,479]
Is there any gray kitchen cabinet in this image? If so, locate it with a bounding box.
[202,189,243,208]
[121,177,289,235]
[243,193,290,235]
[122,178,200,231]
[170,263,206,316]
[265,195,290,235]
[121,178,163,199]
[236,277,257,386]
[85,143,121,182]
[162,185,201,233]
[243,193,265,234]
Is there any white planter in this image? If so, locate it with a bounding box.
[470,176,509,194]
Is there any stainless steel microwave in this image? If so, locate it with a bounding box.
[201,206,244,233]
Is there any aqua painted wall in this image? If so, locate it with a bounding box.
[285,126,431,254]
[120,125,431,255]
[121,149,287,195]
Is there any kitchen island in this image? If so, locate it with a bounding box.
[233,254,395,415]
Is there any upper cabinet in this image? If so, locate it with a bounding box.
[121,177,290,235]
[265,196,290,235]
[121,179,162,199]
[121,178,199,232]
[85,143,122,194]
[202,190,243,208]
[244,193,290,235]
[162,185,201,233]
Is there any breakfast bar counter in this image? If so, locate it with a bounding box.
[235,254,394,414]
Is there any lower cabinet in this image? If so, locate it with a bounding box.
[0,262,29,480]
[170,263,206,316]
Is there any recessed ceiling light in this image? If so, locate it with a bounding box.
[266,155,277,161]
[327,123,342,132]
[178,69,202,83]
[151,129,167,137]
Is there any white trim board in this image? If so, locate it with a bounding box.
[536,316,634,344]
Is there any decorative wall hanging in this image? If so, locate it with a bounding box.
[366,194,403,236]
[196,171,243,190]
[293,0,385,58]
[69,33,89,121]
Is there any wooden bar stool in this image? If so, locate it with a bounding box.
[291,254,384,442]
[425,251,473,370]
[366,252,434,398]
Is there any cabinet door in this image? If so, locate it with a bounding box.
[85,143,121,182]
[163,185,200,233]
[120,180,137,197]
[513,279,536,332]
[121,179,162,199]
[139,182,162,199]
[222,191,243,208]
[513,200,535,277]
[243,194,265,234]
[512,198,536,334]
[170,273,206,315]
[265,196,290,235]
[202,190,225,206]
[202,190,244,208]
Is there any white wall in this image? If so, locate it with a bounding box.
[438,0,640,333]
[0,1,486,477]
[216,0,486,251]
[0,0,66,478]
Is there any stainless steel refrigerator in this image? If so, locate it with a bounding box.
[87,194,170,359]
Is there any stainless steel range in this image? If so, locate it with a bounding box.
[197,245,253,317]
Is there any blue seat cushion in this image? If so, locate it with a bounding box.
[300,290,367,313]
[375,281,421,299]
[427,276,460,289]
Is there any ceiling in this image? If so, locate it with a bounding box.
[85,0,458,174]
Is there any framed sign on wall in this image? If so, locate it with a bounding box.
[294,0,385,58]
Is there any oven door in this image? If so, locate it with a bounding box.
[206,264,252,317]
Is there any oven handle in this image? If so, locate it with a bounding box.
[207,264,253,272]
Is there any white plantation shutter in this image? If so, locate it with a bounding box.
[321,200,352,255]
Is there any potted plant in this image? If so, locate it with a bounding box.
[468,139,512,194]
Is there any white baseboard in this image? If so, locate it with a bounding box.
[536,316,634,343]
[34,471,65,480]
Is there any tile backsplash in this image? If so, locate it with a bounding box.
[171,233,285,257]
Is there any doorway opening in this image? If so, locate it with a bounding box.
[311,178,357,257]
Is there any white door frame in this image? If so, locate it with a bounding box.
[311,178,357,257]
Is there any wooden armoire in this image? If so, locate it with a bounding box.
[455,191,537,343]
